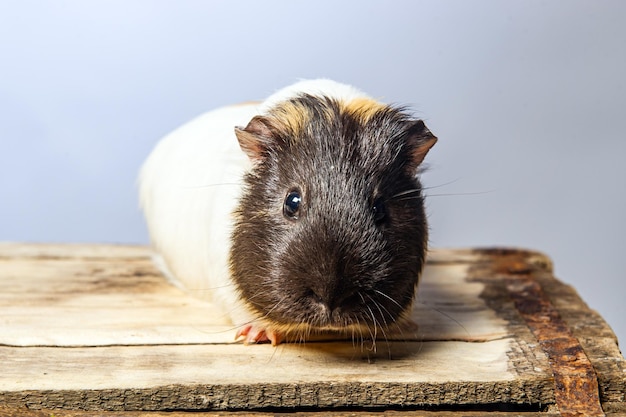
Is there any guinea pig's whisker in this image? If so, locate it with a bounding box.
[359,320,369,350]
[364,293,388,328]
[262,295,290,319]
[366,300,394,358]
[373,289,404,310]
[357,292,374,332]
[425,190,494,198]
[389,188,423,200]
[365,324,378,353]
[358,292,386,350]
[391,189,493,202]
[186,281,238,294]
[369,290,409,336]
[364,306,378,339]
[416,299,471,338]
[367,295,398,333]
[355,323,365,349]
[349,327,357,350]
[243,289,273,303]
[370,303,392,349]
[421,178,462,191]
[351,316,364,350]
[393,178,493,200]
[298,330,307,346]
[357,325,366,350]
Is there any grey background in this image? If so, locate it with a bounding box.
[1,1,624,346]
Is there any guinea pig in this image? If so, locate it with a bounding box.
[139,79,437,345]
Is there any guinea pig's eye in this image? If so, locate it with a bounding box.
[283,190,302,219]
[372,197,387,225]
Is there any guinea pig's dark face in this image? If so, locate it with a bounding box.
[231,96,436,338]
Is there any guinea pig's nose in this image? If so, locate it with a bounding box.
[308,286,358,315]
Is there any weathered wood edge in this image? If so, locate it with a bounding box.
[0,404,566,417]
[0,379,555,413]
[467,248,625,416]
[540,272,626,414]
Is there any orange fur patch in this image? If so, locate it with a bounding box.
[267,96,388,140]
[268,100,315,138]
[341,97,387,123]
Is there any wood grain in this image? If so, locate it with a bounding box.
[0,243,623,414]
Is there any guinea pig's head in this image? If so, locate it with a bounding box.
[231,94,437,339]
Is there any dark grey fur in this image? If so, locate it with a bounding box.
[231,95,436,336]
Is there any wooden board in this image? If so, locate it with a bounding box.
[0,243,624,415]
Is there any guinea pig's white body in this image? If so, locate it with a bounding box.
[139,80,371,330]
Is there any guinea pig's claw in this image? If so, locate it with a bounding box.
[236,324,282,346]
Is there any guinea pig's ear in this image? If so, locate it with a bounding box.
[235,116,276,163]
[405,120,437,173]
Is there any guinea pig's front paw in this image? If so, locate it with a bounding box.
[235,324,282,346]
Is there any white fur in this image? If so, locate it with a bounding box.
[139,79,371,326]
[258,78,370,113]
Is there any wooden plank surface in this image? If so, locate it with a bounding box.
[0,244,507,346]
[0,243,623,414]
